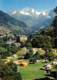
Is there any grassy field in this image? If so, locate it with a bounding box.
[20,61,46,80]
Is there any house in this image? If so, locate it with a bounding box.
[14,43,21,47]
[6,38,15,45]
[31,48,45,54]
[16,35,28,43]
[14,60,28,67]
[31,48,38,54]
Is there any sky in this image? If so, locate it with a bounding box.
[0,0,57,12]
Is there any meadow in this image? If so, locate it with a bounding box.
[20,61,46,80]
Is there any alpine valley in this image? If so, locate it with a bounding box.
[0,8,56,35]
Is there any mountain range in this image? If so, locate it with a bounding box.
[0,8,56,35]
[11,8,55,33]
[11,8,50,27]
[0,10,28,34]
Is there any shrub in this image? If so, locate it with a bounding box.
[0,60,22,80]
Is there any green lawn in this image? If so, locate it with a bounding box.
[20,61,46,80]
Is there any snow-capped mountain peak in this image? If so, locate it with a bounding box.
[42,12,48,16]
[11,8,48,17]
[10,7,54,33]
[11,10,17,15]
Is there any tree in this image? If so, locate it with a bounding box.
[31,35,52,49]
[52,6,57,47]
[0,47,7,58]
[24,49,33,59]
[0,59,22,80]
[25,42,32,49]
[33,51,39,60]
[52,7,57,77]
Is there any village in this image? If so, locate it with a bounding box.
[0,28,57,80]
[0,4,57,79]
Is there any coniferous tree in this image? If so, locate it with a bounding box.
[52,6,57,47]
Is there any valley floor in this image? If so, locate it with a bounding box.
[20,61,46,80]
